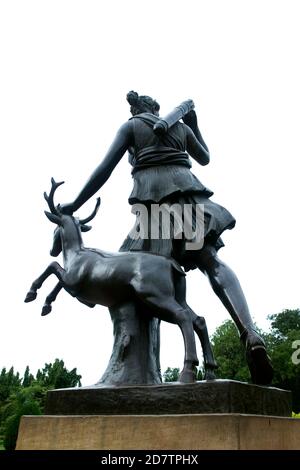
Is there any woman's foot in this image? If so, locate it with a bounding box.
[240,328,273,386]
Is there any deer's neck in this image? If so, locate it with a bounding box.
[60,217,84,265]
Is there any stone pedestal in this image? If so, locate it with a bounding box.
[16,381,296,450]
[16,414,300,450]
[45,380,291,417]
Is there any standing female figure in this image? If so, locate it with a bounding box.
[62,91,273,385]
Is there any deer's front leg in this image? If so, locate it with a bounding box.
[41,282,63,316]
[24,262,66,303]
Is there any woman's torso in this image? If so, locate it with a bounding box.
[128,113,213,204]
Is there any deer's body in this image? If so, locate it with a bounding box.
[25,179,218,383]
[51,214,184,310]
[66,246,183,310]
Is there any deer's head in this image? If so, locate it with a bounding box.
[44,178,101,256]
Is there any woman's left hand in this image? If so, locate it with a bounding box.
[182,109,198,130]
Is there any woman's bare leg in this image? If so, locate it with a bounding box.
[196,244,273,385]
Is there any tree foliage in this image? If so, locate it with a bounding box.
[35,359,81,389]
[0,359,82,450]
[210,320,250,382]
[163,367,180,382]
[3,386,42,451]
[22,366,34,388]
[268,309,300,337]
[0,367,21,402]
[264,309,300,411]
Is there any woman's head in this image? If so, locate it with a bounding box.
[127,91,160,116]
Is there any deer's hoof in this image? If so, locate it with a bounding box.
[178,369,197,384]
[41,304,52,316]
[24,291,37,303]
[204,369,217,380]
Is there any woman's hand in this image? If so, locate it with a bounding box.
[182,109,198,130]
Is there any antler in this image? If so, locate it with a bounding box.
[79,197,101,224]
[44,177,65,214]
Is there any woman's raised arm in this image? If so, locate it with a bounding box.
[185,124,210,166]
[183,110,210,166]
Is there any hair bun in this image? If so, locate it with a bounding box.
[127,91,139,106]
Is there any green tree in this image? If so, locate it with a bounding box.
[268,309,300,337]
[22,366,34,388]
[0,367,21,402]
[264,309,300,411]
[0,358,82,450]
[163,367,180,382]
[211,320,250,382]
[36,359,81,389]
[0,367,22,443]
[3,385,43,451]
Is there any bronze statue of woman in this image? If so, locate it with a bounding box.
[61,91,273,385]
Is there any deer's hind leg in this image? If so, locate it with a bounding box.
[25,262,67,303]
[192,315,218,379]
[136,276,198,383]
[147,296,199,383]
[174,272,218,380]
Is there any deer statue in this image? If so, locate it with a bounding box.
[25,178,218,383]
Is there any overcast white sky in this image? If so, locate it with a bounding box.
[0,0,299,386]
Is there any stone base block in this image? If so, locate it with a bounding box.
[16,414,300,450]
[45,380,291,417]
